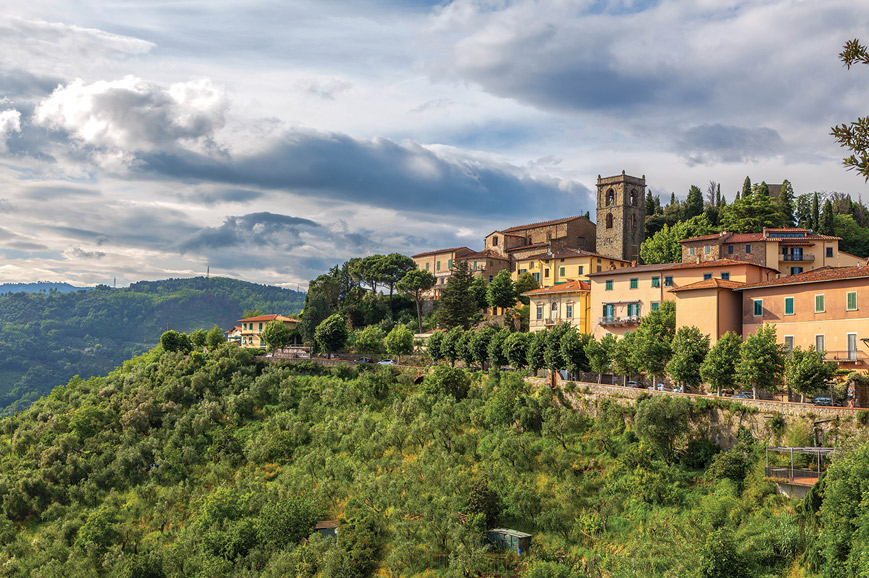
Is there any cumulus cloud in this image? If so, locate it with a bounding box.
[0,109,21,151]
[34,76,228,154]
[67,247,105,259]
[674,124,785,166]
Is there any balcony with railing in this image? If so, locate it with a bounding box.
[781,254,815,262]
[823,350,865,363]
[599,315,640,326]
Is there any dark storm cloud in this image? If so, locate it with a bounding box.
[178,212,321,253]
[136,130,587,217]
[675,124,785,166]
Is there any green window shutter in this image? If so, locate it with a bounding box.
[630,278,638,289]
[605,280,613,290]
[559,267,565,276]
[753,300,762,316]
[815,294,825,312]
[651,302,659,312]
[847,291,857,311]
[448,259,452,269]
[437,261,440,271]
[651,277,659,287]
[785,297,794,315]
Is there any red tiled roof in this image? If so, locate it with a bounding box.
[500,215,587,233]
[411,246,472,258]
[237,314,299,323]
[506,241,549,252]
[735,266,869,290]
[455,249,509,260]
[680,232,729,243]
[519,247,630,262]
[668,279,746,292]
[586,258,778,276]
[521,279,590,295]
[680,228,841,245]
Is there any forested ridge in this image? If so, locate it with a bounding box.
[0,277,304,413]
[0,344,866,577]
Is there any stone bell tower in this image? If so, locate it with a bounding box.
[596,171,646,263]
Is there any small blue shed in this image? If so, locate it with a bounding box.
[486,528,532,554]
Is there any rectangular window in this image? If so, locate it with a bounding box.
[566,304,573,318]
[630,278,638,289]
[626,303,638,316]
[559,267,565,277]
[848,333,858,360]
[437,261,441,271]
[826,246,833,258]
[703,273,712,280]
[544,269,550,278]
[259,322,263,330]
[728,245,734,254]
[704,245,710,254]
[534,273,540,282]
[847,291,857,311]
[753,299,763,316]
[689,246,695,256]
[745,244,752,254]
[784,336,794,352]
[785,297,794,315]
[578,266,584,274]
[790,267,803,275]
[560,258,565,262]
[815,294,825,313]
[605,280,613,290]
[651,302,660,312]
[597,266,602,272]
[664,276,673,287]
[721,272,730,280]
[536,306,543,320]
[816,334,825,353]
[651,276,660,287]
[448,259,452,269]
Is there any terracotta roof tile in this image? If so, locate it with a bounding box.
[521,279,590,295]
[519,247,630,262]
[680,232,729,243]
[735,266,869,290]
[668,278,746,292]
[455,249,508,260]
[500,215,587,233]
[411,246,473,258]
[587,258,777,276]
[238,314,300,323]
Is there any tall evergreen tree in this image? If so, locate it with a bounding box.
[684,185,704,219]
[754,181,770,196]
[819,199,836,235]
[742,176,752,198]
[779,179,796,226]
[812,192,821,230]
[437,260,477,329]
[645,190,656,216]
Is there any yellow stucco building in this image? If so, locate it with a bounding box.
[522,280,591,334]
[514,247,631,287]
[238,314,300,349]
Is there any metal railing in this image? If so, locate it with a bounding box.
[599,315,641,326]
[781,254,815,262]
[824,350,863,362]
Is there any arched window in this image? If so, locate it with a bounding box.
[606,213,613,229]
[630,189,638,206]
[606,188,615,206]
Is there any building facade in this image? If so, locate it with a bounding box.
[737,266,869,369]
[680,228,864,277]
[587,259,778,340]
[514,247,631,286]
[411,247,474,299]
[595,172,646,263]
[454,249,511,283]
[238,314,300,349]
[522,280,591,334]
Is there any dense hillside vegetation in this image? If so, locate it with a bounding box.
[0,344,865,577]
[0,277,304,413]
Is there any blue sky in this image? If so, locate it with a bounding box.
[1,0,868,288]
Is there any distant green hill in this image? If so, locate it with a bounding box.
[0,276,304,412]
[0,281,90,294]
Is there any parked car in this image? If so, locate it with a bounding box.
[378,359,395,365]
[626,380,641,388]
[811,397,841,406]
[355,357,373,364]
[731,392,754,399]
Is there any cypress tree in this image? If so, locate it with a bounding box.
[819,200,835,236]
[812,193,821,231]
[779,179,795,226]
[436,260,477,329]
[742,176,752,198]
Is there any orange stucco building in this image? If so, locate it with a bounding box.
[522,280,591,334]
[587,259,778,342]
[737,266,869,369]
